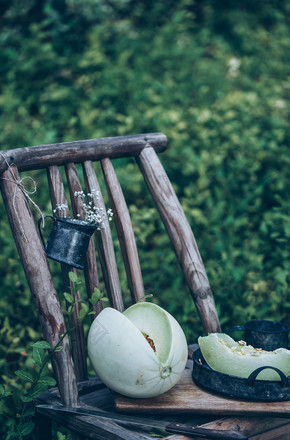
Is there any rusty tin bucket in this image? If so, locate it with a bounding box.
[38,216,97,269]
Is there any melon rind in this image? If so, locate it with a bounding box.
[87,303,188,398]
[198,333,290,381]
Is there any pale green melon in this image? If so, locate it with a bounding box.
[198,333,290,381]
[87,302,188,398]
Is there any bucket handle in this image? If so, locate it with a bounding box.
[247,366,287,387]
[38,215,55,247]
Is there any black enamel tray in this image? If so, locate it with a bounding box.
[192,348,290,401]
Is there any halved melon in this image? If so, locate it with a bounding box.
[87,302,188,398]
[198,333,290,381]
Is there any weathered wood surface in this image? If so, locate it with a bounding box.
[47,164,88,382]
[37,376,290,440]
[115,366,290,438]
[0,133,167,172]
[115,369,290,417]
[64,162,102,303]
[83,160,123,312]
[0,166,79,407]
[102,157,145,303]
[46,164,86,440]
[36,407,150,440]
[47,165,70,218]
[137,146,221,334]
[167,417,290,440]
[36,391,154,440]
[115,369,290,421]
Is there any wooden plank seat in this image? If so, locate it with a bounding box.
[0,133,289,440]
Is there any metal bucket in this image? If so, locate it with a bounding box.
[229,320,289,351]
[38,216,97,269]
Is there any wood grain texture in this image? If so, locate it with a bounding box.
[37,376,290,440]
[83,160,123,312]
[37,408,151,440]
[64,163,101,306]
[102,157,145,303]
[47,164,88,382]
[136,146,221,334]
[0,133,167,172]
[115,369,290,417]
[47,165,70,217]
[199,417,290,439]
[166,419,290,440]
[0,166,79,407]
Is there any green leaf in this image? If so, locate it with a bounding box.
[90,288,108,304]
[57,432,68,440]
[78,303,89,321]
[68,304,74,314]
[20,394,34,403]
[23,408,35,418]
[69,271,78,283]
[91,288,102,304]
[20,421,35,436]
[33,341,52,350]
[38,376,56,386]
[29,383,50,398]
[6,428,18,440]
[15,369,34,383]
[64,292,74,304]
[32,347,45,365]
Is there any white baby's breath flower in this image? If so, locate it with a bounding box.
[53,203,68,213]
[53,190,113,228]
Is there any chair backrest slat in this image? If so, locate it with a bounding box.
[137,146,221,333]
[47,164,89,381]
[0,133,167,173]
[47,165,70,217]
[0,166,80,405]
[82,160,124,312]
[102,158,145,304]
[64,162,101,302]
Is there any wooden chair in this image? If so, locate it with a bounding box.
[0,133,289,440]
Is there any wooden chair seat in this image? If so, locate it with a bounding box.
[1,133,289,439]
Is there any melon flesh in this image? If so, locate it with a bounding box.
[198,333,290,381]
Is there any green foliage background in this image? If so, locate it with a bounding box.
[0,0,290,436]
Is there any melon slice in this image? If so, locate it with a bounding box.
[198,333,290,381]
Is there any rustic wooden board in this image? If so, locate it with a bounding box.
[114,369,290,417]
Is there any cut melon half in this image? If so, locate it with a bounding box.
[87,302,188,398]
[198,333,290,381]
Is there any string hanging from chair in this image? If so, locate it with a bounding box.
[0,152,45,241]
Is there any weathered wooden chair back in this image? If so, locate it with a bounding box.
[0,133,220,408]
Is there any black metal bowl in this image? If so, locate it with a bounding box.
[192,348,290,401]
